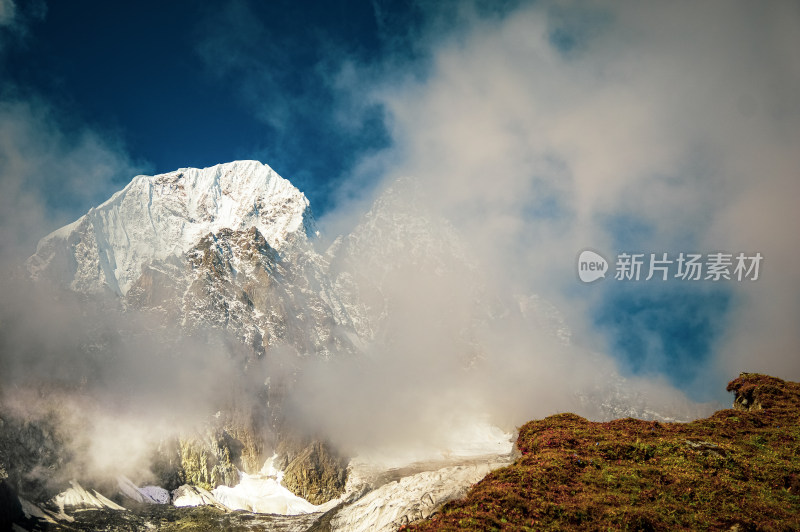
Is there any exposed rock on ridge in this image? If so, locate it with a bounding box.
[279,440,348,505]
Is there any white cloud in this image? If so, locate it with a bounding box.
[352,0,800,385]
[0,97,145,267]
[0,0,16,27]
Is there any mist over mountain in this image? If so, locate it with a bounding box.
[0,170,784,529]
[0,160,717,530]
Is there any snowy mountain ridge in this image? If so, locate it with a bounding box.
[27,160,313,296]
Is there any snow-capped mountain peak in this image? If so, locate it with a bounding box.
[27,160,314,295]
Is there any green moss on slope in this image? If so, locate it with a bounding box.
[405,374,800,531]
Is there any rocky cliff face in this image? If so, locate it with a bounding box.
[279,440,349,505]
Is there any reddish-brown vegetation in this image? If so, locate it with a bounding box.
[405,373,800,531]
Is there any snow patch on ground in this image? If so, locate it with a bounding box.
[139,485,170,504]
[212,473,322,515]
[172,485,224,508]
[53,480,126,513]
[330,419,515,530]
[117,476,169,504]
[332,462,502,532]
[210,455,341,515]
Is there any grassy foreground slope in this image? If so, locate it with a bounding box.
[404,373,800,531]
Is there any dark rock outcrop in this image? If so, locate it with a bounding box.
[727,371,800,413]
[279,440,348,505]
[177,432,241,491]
[0,409,69,502]
[0,478,25,531]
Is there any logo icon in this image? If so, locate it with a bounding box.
[578,250,608,283]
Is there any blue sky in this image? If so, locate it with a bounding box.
[0,0,524,216]
[1,0,411,213]
[1,0,798,403]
